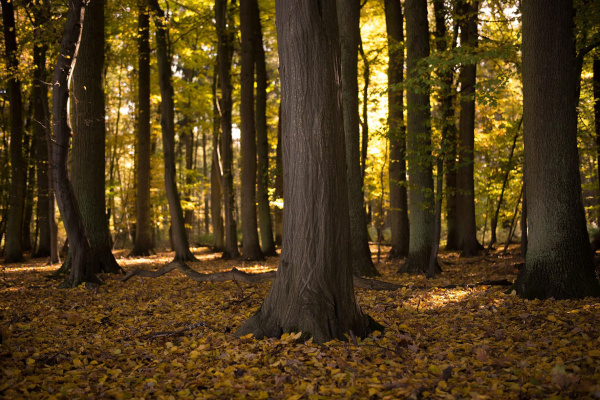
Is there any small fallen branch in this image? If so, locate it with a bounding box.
[121,262,512,292]
[142,321,219,341]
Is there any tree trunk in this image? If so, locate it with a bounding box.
[22,129,36,253]
[32,39,52,258]
[236,0,376,344]
[71,0,121,274]
[337,0,379,276]
[384,0,410,260]
[131,1,154,256]
[239,0,264,261]
[273,105,283,246]
[514,0,600,299]
[253,0,276,256]
[149,0,197,261]
[2,0,26,263]
[51,0,102,287]
[520,181,528,257]
[455,0,481,257]
[594,59,600,225]
[216,0,240,259]
[211,67,225,251]
[398,0,438,274]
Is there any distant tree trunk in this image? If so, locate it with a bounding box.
[253,0,276,256]
[180,67,196,240]
[520,181,527,257]
[211,67,225,251]
[359,37,369,185]
[51,0,102,287]
[399,0,438,274]
[513,0,600,299]
[72,0,121,274]
[202,131,210,234]
[239,0,264,261]
[149,0,197,261]
[236,0,376,343]
[455,0,481,257]
[131,1,154,256]
[216,0,240,259]
[22,130,36,253]
[2,0,26,263]
[594,59,600,225]
[273,105,283,246]
[384,0,410,260]
[338,0,379,277]
[32,38,52,258]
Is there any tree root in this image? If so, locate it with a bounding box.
[121,262,512,291]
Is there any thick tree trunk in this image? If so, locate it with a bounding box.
[2,0,26,263]
[456,0,481,257]
[399,0,438,274]
[594,59,600,225]
[131,2,154,256]
[253,0,276,256]
[236,0,376,344]
[51,0,102,287]
[239,0,264,261]
[32,40,52,258]
[216,0,240,259]
[211,67,225,251]
[514,0,600,299]
[384,0,410,260]
[72,0,121,274]
[273,106,283,246]
[149,0,197,261]
[338,0,379,277]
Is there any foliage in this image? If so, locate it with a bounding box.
[1,248,600,398]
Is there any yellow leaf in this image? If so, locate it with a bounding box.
[546,315,557,322]
[588,350,600,357]
[73,358,83,368]
[98,375,108,384]
[189,350,200,359]
[26,358,35,366]
[368,388,379,397]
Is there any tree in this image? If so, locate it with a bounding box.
[51,0,102,287]
[215,0,240,259]
[337,0,379,277]
[149,0,197,261]
[2,0,26,263]
[239,0,264,261]
[455,0,481,256]
[211,67,225,251]
[384,0,410,260]
[253,0,276,256]
[513,0,600,299]
[71,0,121,273]
[131,0,155,256]
[236,0,376,343]
[399,0,438,274]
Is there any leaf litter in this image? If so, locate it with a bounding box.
[1,246,599,399]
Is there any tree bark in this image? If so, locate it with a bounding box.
[216,0,240,259]
[22,128,36,253]
[51,0,102,287]
[514,0,600,299]
[253,0,276,256]
[72,0,121,274]
[131,1,154,256]
[239,0,264,261]
[149,0,197,261]
[398,0,438,274]
[594,59,600,225]
[273,105,283,246]
[337,0,379,277]
[456,0,481,257]
[2,0,26,263]
[236,0,376,344]
[384,0,410,260]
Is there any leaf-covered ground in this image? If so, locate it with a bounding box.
[1,246,599,399]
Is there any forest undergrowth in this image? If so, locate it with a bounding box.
[1,246,599,399]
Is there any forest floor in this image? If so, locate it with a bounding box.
[1,245,599,399]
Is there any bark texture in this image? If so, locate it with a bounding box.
[384,0,410,260]
[72,0,121,274]
[2,0,26,263]
[215,0,240,259]
[456,0,481,256]
[236,0,375,344]
[399,0,437,274]
[338,0,379,276]
[131,1,155,256]
[211,67,225,251]
[149,0,197,261]
[514,0,600,299]
[253,0,276,256]
[51,0,102,287]
[240,0,264,261]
